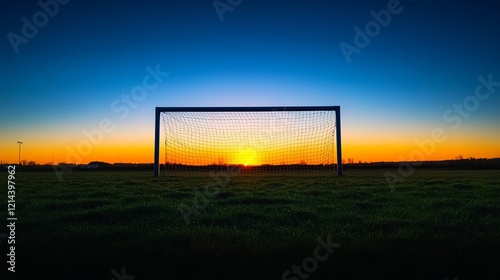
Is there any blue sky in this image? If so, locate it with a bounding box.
[1,0,499,164]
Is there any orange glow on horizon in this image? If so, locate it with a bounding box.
[1,141,498,165]
[1,122,498,165]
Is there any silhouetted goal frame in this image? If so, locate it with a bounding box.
[153,106,342,176]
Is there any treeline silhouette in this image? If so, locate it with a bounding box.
[347,158,500,170]
[4,158,500,172]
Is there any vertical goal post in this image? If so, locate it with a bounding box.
[154,106,342,176]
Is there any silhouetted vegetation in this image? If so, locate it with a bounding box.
[7,158,500,173]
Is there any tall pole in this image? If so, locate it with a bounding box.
[335,108,343,176]
[154,108,160,176]
[17,141,23,165]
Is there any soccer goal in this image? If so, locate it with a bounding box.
[153,106,342,176]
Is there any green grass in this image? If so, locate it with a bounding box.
[4,169,500,279]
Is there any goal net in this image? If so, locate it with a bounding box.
[154,107,342,176]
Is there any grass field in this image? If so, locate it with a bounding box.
[4,169,500,279]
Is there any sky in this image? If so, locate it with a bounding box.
[1,0,499,165]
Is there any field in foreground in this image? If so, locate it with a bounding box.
[3,169,500,279]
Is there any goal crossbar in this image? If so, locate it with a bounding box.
[153,106,342,176]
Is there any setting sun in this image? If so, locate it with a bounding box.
[235,148,259,166]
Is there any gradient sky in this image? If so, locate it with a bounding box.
[1,0,499,164]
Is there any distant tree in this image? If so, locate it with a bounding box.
[455,154,464,160]
[89,161,109,165]
[58,162,75,166]
[27,161,37,165]
[20,160,28,165]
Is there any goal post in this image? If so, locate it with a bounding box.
[154,106,342,176]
